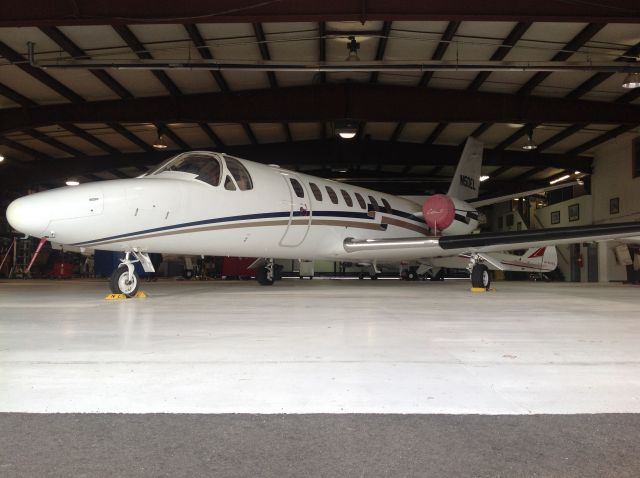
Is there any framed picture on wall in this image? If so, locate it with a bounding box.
[551,210,560,225]
[568,203,580,222]
[610,197,620,215]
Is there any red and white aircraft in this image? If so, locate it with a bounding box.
[6,138,640,296]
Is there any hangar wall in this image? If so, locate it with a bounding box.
[592,135,640,282]
[535,195,593,281]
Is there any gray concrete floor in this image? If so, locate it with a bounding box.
[2,278,640,414]
[2,413,640,477]
[2,278,640,476]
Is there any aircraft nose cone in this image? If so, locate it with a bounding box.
[6,195,50,238]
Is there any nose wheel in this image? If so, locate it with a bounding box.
[108,251,154,297]
[110,265,140,297]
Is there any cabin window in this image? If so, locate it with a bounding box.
[368,196,380,211]
[325,186,339,204]
[309,183,323,201]
[224,156,253,190]
[290,178,305,198]
[341,190,353,207]
[151,153,221,187]
[381,198,392,213]
[354,192,366,209]
[224,175,236,191]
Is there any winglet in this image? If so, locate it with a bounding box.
[447,137,484,201]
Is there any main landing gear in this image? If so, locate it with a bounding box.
[468,254,491,290]
[109,251,155,297]
[256,258,275,286]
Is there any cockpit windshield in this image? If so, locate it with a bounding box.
[149,153,221,187]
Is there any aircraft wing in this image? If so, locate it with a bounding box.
[343,221,640,260]
[469,181,580,208]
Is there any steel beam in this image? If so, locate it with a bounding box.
[0,41,84,104]
[0,140,592,189]
[1,84,638,134]
[566,125,638,156]
[3,1,637,26]
[480,23,605,149]
[393,21,459,142]
[184,23,230,92]
[253,22,287,144]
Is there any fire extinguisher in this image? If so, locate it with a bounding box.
[577,254,584,268]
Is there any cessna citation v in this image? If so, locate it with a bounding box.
[6,138,640,296]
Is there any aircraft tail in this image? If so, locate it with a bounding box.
[517,246,558,272]
[447,137,484,201]
[476,246,558,272]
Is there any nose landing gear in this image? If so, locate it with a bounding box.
[109,251,155,297]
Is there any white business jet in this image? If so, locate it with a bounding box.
[6,138,640,296]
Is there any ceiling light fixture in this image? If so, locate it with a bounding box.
[0,154,5,163]
[549,174,571,185]
[335,119,358,140]
[622,72,640,89]
[522,128,538,151]
[480,175,490,182]
[622,59,640,89]
[346,36,360,61]
[153,125,168,149]
[65,178,80,186]
[574,170,581,175]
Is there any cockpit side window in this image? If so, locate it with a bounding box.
[224,156,253,191]
[224,175,237,191]
[150,153,221,187]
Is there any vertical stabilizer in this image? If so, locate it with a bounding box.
[447,137,484,201]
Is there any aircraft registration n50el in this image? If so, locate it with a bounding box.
[6,138,640,296]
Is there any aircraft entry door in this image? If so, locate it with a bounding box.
[279,174,312,247]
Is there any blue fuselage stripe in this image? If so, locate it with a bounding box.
[71,208,426,246]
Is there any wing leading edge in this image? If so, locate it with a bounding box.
[343,222,640,260]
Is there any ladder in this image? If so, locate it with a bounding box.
[9,237,36,278]
[0,238,16,277]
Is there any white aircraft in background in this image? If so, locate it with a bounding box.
[412,246,558,281]
[6,138,640,296]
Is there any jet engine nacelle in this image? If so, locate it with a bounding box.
[422,194,480,235]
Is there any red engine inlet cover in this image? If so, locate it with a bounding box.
[422,194,455,231]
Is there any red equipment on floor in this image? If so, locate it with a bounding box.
[222,257,256,279]
[49,261,74,279]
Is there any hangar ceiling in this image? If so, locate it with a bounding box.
[0,1,639,194]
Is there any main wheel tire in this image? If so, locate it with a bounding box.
[110,266,140,297]
[471,264,490,289]
[256,267,274,286]
[407,270,417,281]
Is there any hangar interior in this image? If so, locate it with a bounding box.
[1,2,640,476]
